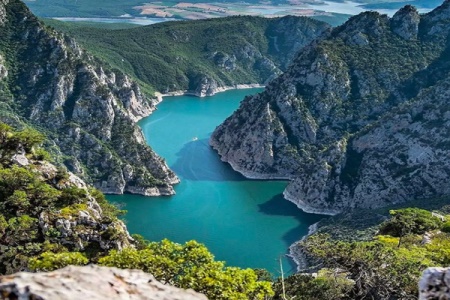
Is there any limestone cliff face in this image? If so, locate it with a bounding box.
[0,265,208,300]
[211,1,450,214]
[0,0,178,195]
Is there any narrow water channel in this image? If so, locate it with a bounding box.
[107,88,323,275]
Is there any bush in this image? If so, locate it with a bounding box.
[442,221,450,233]
[379,208,442,237]
[28,251,89,271]
[99,239,274,300]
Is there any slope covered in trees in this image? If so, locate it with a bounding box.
[44,16,330,95]
[286,207,450,299]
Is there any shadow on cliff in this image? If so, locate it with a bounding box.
[171,138,246,181]
[258,194,325,272]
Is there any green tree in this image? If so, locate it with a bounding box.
[272,269,353,300]
[380,208,442,246]
[299,233,431,299]
[6,215,38,242]
[99,239,274,299]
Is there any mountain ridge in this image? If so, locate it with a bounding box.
[44,15,331,97]
[0,0,179,196]
[211,0,450,214]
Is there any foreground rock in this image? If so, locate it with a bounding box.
[419,267,450,300]
[0,265,208,300]
[211,1,450,214]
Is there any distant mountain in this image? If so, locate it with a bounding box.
[211,1,450,214]
[0,0,178,195]
[45,16,330,96]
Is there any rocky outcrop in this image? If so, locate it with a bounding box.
[0,265,208,300]
[391,5,420,40]
[0,0,178,195]
[419,267,450,300]
[211,1,450,214]
[191,76,220,97]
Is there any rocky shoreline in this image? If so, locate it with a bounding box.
[288,222,320,272]
[283,189,341,216]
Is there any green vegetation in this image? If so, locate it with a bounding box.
[43,16,328,94]
[0,103,448,300]
[286,207,450,299]
[0,123,126,274]
[272,269,354,300]
[0,0,178,192]
[28,251,89,271]
[379,208,442,238]
[0,123,274,299]
[3,124,448,299]
[99,239,274,299]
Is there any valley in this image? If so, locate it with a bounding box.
[1,0,450,298]
[44,16,329,96]
[107,89,323,274]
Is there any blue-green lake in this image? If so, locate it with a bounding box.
[107,88,323,275]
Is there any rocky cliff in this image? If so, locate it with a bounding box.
[211,1,450,214]
[0,0,178,195]
[0,265,207,300]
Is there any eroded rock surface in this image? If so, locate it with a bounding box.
[0,265,208,300]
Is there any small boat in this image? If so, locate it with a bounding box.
[192,137,198,141]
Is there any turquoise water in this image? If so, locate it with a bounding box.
[107,88,323,275]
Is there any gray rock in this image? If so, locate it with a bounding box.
[0,0,7,26]
[11,154,29,166]
[0,54,7,79]
[192,76,219,97]
[419,267,450,300]
[391,5,420,40]
[0,265,208,300]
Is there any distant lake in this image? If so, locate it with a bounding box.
[53,17,176,25]
[107,88,323,275]
[306,0,432,16]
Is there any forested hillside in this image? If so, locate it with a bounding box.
[45,16,330,96]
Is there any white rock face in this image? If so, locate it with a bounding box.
[0,265,208,300]
[0,54,7,79]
